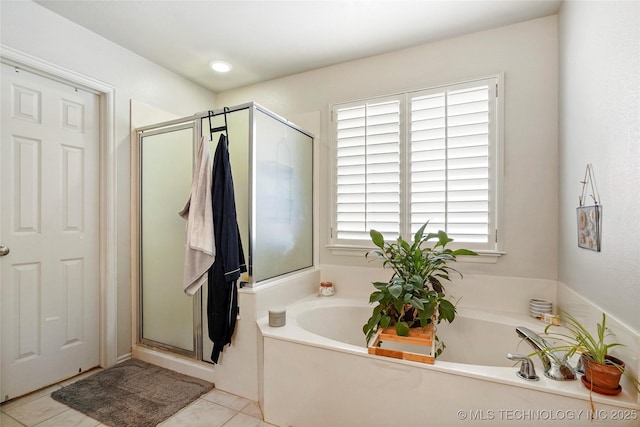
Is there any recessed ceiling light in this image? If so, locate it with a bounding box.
[209,60,232,73]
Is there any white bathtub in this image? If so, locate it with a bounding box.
[296,303,538,367]
[258,296,639,427]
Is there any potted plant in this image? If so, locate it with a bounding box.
[539,312,640,396]
[363,222,476,357]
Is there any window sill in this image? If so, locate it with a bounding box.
[326,244,504,264]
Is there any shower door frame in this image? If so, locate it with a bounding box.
[135,119,203,358]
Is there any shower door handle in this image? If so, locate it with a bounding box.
[0,245,10,256]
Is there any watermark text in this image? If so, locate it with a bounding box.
[456,409,638,422]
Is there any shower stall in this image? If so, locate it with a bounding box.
[134,102,314,362]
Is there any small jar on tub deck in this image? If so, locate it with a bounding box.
[318,281,335,297]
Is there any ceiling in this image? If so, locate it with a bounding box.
[35,0,562,92]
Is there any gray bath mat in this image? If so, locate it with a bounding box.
[51,359,214,427]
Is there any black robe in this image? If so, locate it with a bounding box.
[207,134,246,363]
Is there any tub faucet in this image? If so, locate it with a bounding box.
[515,327,576,381]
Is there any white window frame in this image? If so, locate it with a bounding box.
[328,74,504,259]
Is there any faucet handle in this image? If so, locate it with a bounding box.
[574,354,584,375]
[507,353,540,381]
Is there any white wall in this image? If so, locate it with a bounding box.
[558,1,640,332]
[217,15,559,281]
[0,0,217,358]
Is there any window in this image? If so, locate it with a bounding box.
[331,76,501,252]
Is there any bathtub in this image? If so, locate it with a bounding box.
[258,296,639,427]
[296,302,538,367]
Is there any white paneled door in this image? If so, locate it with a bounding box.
[0,63,100,401]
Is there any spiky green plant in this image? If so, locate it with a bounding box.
[538,312,640,393]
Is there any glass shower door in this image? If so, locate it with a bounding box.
[139,123,200,356]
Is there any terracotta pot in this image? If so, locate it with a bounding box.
[581,353,624,391]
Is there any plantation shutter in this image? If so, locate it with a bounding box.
[331,76,499,250]
[410,81,494,243]
[335,98,401,241]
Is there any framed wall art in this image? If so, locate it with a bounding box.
[577,205,601,251]
[577,164,601,252]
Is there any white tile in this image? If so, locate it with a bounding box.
[3,395,68,427]
[158,399,236,427]
[202,389,251,411]
[34,409,101,427]
[1,412,25,427]
[0,385,61,413]
[241,401,263,419]
[223,412,278,427]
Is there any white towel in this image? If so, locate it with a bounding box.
[179,136,215,295]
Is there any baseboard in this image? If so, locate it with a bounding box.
[116,353,132,364]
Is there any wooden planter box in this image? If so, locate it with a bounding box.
[367,325,435,364]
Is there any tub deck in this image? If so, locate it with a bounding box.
[258,295,639,426]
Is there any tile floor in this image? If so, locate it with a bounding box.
[0,368,278,427]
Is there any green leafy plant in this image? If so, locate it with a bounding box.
[363,222,476,357]
[538,312,640,393]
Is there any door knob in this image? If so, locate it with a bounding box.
[0,246,10,256]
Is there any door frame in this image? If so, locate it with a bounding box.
[0,45,118,371]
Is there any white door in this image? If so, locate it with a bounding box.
[0,63,100,401]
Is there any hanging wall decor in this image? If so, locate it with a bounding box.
[577,164,601,252]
